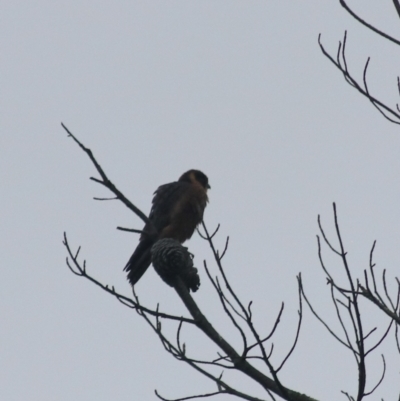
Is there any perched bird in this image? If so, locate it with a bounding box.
[124,169,210,286]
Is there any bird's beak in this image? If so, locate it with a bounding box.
[207,184,211,189]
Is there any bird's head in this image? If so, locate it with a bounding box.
[179,170,210,190]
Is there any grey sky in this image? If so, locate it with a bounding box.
[2,1,400,400]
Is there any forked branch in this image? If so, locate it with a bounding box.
[303,203,395,400]
[318,32,400,125]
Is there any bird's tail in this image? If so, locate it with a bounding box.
[124,238,154,286]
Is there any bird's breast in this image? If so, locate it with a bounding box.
[159,185,208,242]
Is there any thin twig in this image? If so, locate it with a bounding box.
[363,355,386,396]
[275,279,302,372]
[63,232,195,324]
[61,123,151,224]
[339,0,400,46]
[155,390,223,401]
[245,303,284,356]
[116,226,143,234]
[318,34,400,125]
[300,274,352,350]
[201,222,288,397]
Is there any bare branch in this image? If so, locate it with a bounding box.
[93,196,118,201]
[318,33,400,125]
[245,304,284,356]
[365,319,393,357]
[382,269,396,311]
[61,123,151,224]
[275,279,302,373]
[116,226,144,234]
[340,390,354,401]
[63,232,195,324]
[331,286,357,359]
[363,355,386,396]
[317,215,341,256]
[201,223,289,397]
[155,390,223,401]
[394,0,400,20]
[204,262,245,321]
[219,236,230,260]
[339,0,400,46]
[395,323,400,354]
[172,275,318,401]
[299,277,352,350]
[358,285,400,326]
[203,263,248,353]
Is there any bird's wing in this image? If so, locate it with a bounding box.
[124,181,190,286]
[147,181,191,234]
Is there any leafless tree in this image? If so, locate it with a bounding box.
[319,0,400,125]
[61,124,399,400]
[301,203,400,401]
[316,5,400,396]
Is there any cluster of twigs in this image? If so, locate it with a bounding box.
[299,203,400,401]
[319,0,400,125]
[61,124,316,401]
[359,243,400,342]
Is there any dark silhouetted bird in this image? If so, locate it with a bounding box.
[124,170,210,286]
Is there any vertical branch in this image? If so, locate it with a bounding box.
[332,203,366,400]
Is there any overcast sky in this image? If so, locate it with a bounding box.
[2,1,400,400]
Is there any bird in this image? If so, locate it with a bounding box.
[124,169,210,286]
